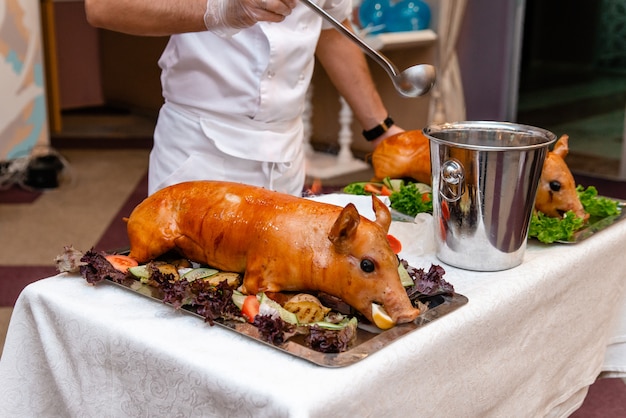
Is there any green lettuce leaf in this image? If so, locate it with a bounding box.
[389,182,433,216]
[577,185,620,218]
[528,211,585,243]
[342,182,367,195]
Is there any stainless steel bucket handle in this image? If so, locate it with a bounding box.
[439,159,465,202]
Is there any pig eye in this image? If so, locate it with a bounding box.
[549,181,561,192]
[360,259,375,273]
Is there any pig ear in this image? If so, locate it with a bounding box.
[328,203,360,253]
[552,134,570,159]
[372,195,391,232]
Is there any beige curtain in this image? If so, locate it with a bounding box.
[429,0,467,124]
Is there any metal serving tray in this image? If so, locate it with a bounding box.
[106,277,468,368]
[557,202,626,244]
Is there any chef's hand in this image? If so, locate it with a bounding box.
[204,0,297,34]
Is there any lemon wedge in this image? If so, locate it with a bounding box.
[371,303,396,330]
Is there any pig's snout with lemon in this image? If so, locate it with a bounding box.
[126,181,421,328]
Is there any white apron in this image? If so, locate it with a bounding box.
[148,0,351,195]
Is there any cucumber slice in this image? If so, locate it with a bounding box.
[181,267,219,282]
[311,317,357,330]
[231,290,247,310]
[177,267,193,277]
[259,293,299,325]
[383,177,404,192]
[398,263,414,287]
[128,265,150,280]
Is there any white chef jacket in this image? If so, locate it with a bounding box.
[149,0,351,195]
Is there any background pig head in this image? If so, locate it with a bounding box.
[534,135,588,220]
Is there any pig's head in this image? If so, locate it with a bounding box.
[326,195,420,327]
[534,135,589,221]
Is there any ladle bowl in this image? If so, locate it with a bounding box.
[301,0,436,98]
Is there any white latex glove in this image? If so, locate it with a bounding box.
[204,0,297,36]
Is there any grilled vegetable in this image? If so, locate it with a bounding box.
[284,293,331,324]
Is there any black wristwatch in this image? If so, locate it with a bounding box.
[362,116,394,141]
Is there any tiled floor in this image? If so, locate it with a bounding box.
[0,149,150,266]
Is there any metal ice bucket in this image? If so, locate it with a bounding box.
[424,121,557,271]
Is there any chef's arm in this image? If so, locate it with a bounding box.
[315,20,403,144]
[85,0,296,37]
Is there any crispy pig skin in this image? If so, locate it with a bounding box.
[126,181,420,325]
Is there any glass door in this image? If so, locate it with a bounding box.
[516,0,626,180]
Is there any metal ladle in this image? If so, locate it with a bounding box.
[300,0,436,98]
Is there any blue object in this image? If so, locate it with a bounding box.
[358,0,391,35]
[385,0,431,33]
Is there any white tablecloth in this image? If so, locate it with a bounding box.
[1,214,626,417]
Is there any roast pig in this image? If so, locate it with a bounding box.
[126,181,420,326]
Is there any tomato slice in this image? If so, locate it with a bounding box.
[387,234,402,254]
[364,183,382,195]
[241,295,260,323]
[105,254,139,273]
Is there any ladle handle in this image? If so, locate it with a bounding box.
[299,0,400,78]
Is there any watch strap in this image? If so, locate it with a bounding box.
[362,116,394,141]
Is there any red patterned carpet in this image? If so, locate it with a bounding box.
[0,186,41,204]
[570,378,626,418]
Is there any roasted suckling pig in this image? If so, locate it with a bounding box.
[126,181,421,326]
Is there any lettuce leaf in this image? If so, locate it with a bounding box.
[577,185,620,218]
[528,211,585,244]
[389,182,433,216]
[342,182,368,195]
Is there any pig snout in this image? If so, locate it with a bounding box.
[342,270,420,326]
[382,287,421,324]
